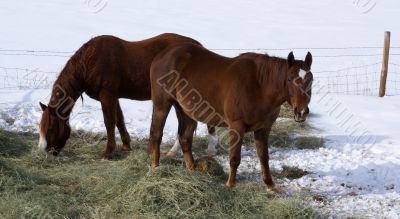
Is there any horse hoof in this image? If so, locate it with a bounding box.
[166,151,177,157]
[267,186,283,194]
[225,182,235,190]
[121,144,132,152]
[101,154,112,160]
[186,164,195,171]
[207,150,217,157]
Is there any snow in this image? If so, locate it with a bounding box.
[215,95,400,217]
[1,0,400,217]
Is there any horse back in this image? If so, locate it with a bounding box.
[74,34,200,100]
[151,43,262,126]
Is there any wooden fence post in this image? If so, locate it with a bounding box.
[379,31,390,97]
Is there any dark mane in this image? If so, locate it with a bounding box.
[238,52,289,85]
[51,39,94,105]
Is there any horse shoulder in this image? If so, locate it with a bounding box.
[222,58,259,123]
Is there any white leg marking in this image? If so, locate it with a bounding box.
[167,136,181,157]
[206,134,218,157]
[38,131,47,152]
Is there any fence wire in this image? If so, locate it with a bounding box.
[0,66,57,89]
[0,46,400,96]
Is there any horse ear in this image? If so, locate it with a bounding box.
[287,52,295,67]
[39,102,47,111]
[305,52,312,68]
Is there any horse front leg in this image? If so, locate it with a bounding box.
[254,127,280,193]
[116,101,131,151]
[100,91,118,159]
[226,122,244,189]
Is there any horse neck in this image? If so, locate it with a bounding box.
[48,70,83,120]
[259,57,290,107]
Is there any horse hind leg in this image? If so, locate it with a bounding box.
[175,105,197,170]
[206,125,218,157]
[169,124,217,158]
[178,119,197,170]
[116,101,131,151]
[149,102,172,167]
[226,122,244,189]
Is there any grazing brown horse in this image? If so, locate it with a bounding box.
[150,43,313,191]
[38,33,204,159]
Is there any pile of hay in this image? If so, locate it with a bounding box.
[0,130,321,218]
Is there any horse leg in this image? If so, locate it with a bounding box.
[169,125,216,158]
[100,91,117,159]
[226,122,244,189]
[167,135,181,157]
[206,125,218,157]
[116,101,131,151]
[176,109,197,170]
[254,127,279,192]
[149,103,172,168]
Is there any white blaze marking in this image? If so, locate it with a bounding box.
[299,69,307,80]
[38,131,47,152]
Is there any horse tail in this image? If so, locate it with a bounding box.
[166,44,194,74]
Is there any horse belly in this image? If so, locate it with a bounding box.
[119,71,152,100]
[177,94,227,127]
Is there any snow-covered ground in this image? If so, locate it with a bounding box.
[215,94,400,218]
[1,0,400,217]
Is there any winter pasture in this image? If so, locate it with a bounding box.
[1,0,400,218]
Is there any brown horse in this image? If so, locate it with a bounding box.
[38,33,205,159]
[150,43,313,191]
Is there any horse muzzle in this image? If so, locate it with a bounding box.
[294,107,309,123]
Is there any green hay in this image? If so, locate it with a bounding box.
[0,129,322,219]
[206,102,324,151]
[270,119,324,150]
[214,119,324,151]
[278,102,294,119]
[277,166,310,180]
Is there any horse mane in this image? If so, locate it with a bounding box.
[56,40,94,87]
[238,52,289,86]
[50,39,96,107]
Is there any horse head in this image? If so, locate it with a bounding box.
[38,102,71,155]
[286,52,313,122]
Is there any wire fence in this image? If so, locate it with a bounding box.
[313,62,400,96]
[1,46,400,96]
[0,66,57,89]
